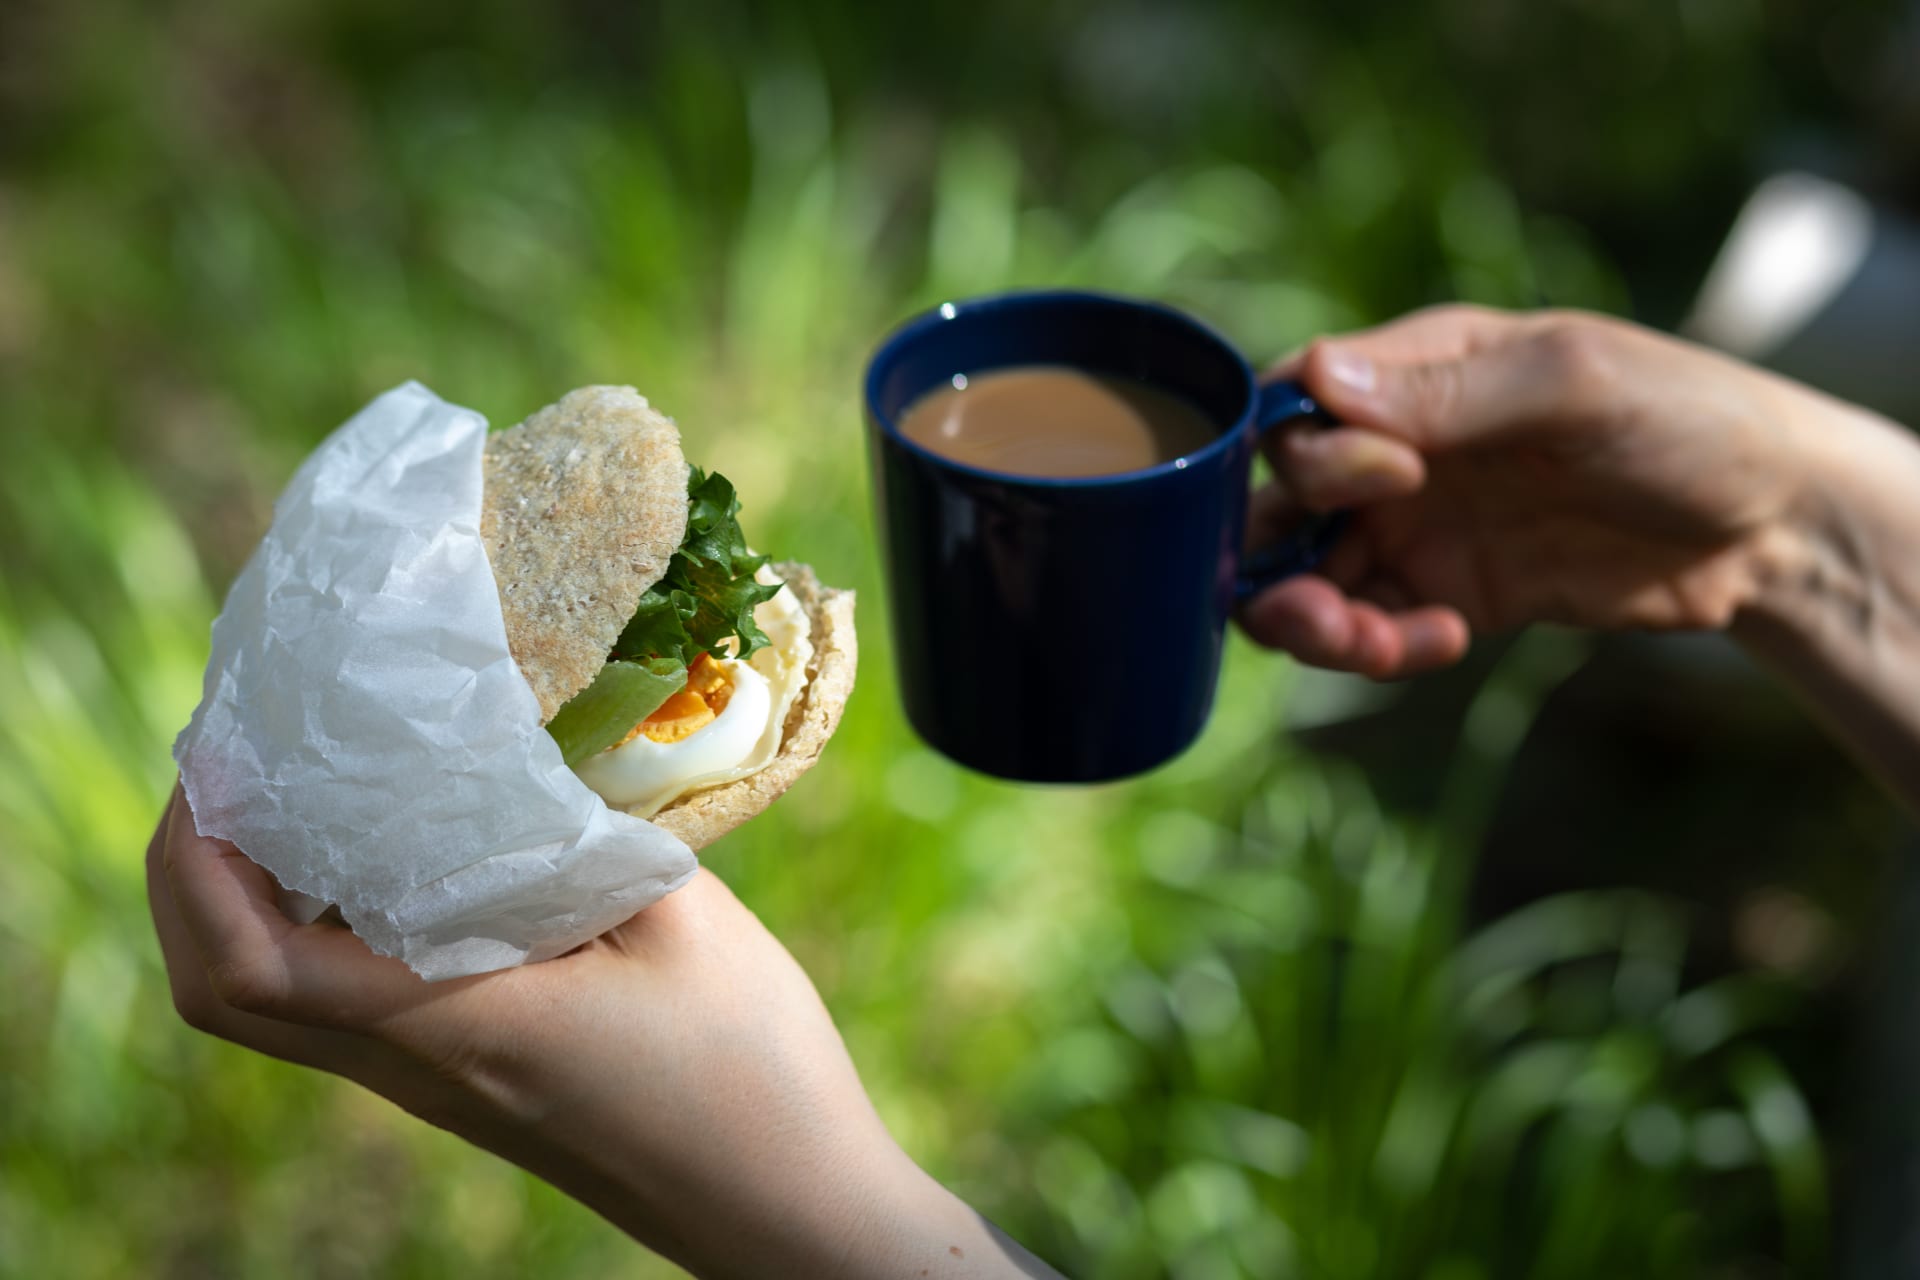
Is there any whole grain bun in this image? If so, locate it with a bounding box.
[482,387,689,723]
[650,561,856,850]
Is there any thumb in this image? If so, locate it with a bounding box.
[1299,319,1602,451]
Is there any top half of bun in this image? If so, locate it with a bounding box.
[481,386,689,723]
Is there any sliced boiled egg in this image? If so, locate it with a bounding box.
[574,567,813,819]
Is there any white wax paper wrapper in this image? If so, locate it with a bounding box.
[173,382,698,981]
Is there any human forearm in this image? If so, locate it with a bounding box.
[1734,391,1920,815]
[530,1122,1058,1279]
[389,958,1060,1280]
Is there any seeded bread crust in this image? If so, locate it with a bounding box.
[482,387,689,723]
[651,561,856,850]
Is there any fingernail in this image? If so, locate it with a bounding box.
[1323,348,1376,396]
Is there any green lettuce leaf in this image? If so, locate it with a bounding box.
[613,587,698,663]
[608,467,779,665]
[548,467,781,763]
[545,657,688,766]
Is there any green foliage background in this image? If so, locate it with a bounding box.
[0,1,1904,1275]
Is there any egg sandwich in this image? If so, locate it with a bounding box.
[481,386,855,849]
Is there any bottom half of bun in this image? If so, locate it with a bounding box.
[647,561,856,851]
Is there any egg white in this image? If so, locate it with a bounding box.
[573,569,813,819]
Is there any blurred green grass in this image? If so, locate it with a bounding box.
[1,2,1892,1276]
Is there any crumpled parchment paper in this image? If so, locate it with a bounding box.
[173,382,698,981]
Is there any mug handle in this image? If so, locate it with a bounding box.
[1234,379,1348,601]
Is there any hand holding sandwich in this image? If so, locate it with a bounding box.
[156,384,1056,1272]
[171,384,858,981]
[147,784,1058,1278]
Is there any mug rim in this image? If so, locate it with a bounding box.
[863,288,1258,490]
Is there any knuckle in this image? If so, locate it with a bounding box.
[170,978,226,1036]
[1410,301,1505,329]
[1532,315,1619,400]
[1438,301,1506,327]
[1401,358,1467,441]
[206,953,291,1016]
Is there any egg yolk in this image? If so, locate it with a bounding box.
[615,653,734,748]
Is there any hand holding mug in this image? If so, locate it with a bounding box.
[1240,303,1920,816]
[1241,305,1827,677]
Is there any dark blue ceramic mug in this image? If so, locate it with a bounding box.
[864,289,1343,783]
